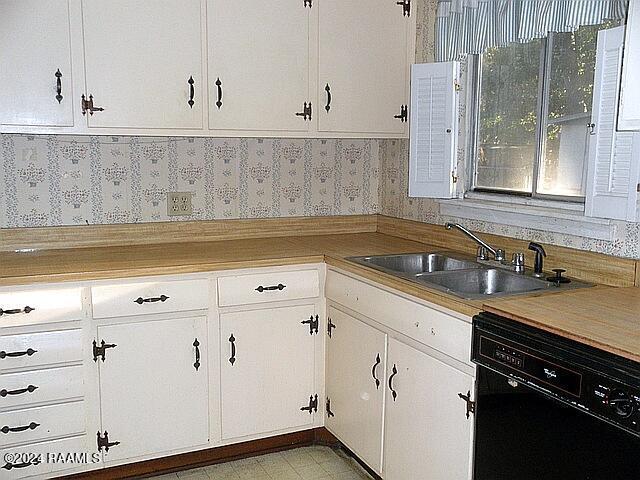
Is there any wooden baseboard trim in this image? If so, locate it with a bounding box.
[0,215,377,252]
[59,428,339,480]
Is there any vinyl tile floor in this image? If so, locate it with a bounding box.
[150,446,374,480]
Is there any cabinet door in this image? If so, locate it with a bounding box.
[82,0,204,129]
[0,0,74,127]
[318,0,411,135]
[208,0,311,133]
[619,0,640,130]
[325,307,386,474]
[220,305,316,440]
[384,338,474,480]
[97,316,208,462]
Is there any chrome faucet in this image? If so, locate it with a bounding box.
[444,223,505,262]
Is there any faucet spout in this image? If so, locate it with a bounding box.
[444,223,498,258]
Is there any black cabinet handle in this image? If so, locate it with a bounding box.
[193,338,201,371]
[388,364,398,401]
[371,353,381,389]
[188,76,195,108]
[229,334,236,365]
[134,295,169,305]
[2,459,41,471]
[0,306,35,316]
[55,69,63,103]
[1,422,40,434]
[215,77,223,109]
[324,84,331,112]
[0,385,38,397]
[255,284,286,293]
[0,348,37,359]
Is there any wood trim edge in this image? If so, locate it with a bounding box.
[59,428,339,480]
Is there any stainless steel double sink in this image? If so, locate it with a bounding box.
[347,252,571,300]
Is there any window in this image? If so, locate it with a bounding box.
[472,23,614,201]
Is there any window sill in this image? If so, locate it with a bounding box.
[438,193,616,241]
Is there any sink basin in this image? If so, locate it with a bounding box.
[416,269,550,299]
[350,253,480,275]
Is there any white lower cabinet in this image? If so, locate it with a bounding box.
[384,338,474,480]
[325,306,386,474]
[219,304,317,440]
[96,315,209,463]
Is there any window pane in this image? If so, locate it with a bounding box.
[476,40,543,193]
[537,25,604,197]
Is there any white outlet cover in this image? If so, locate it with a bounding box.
[167,192,193,216]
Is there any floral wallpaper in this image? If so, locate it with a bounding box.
[0,135,378,227]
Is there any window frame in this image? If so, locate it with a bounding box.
[469,32,591,204]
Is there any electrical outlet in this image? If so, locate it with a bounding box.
[167,192,193,216]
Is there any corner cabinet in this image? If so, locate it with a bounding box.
[0,0,414,138]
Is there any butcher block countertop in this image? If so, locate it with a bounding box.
[484,287,640,363]
[1,231,637,360]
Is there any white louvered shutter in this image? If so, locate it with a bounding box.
[585,26,640,221]
[409,62,460,198]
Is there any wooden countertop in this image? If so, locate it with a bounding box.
[484,287,640,363]
[2,231,637,359]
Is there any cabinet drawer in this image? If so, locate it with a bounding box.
[218,270,319,307]
[0,366,83,409]
[0,287,83,328]
[0,435,91,479]
[92,279,209,319]
[0,401,85,447]
[0,330,82,373]
[327,270,472,365]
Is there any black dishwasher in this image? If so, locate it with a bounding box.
[472,312,640,480]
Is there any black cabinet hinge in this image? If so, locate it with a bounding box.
[458,390,475,419]
[81,94,104,116]
[394,105,408,122]
[301,394,318,414]
[96,431,120,452]
[397,0,410,16]
[304,0,312,7]
[93,340,117,362]
[301,315,319,335]
[327,317,336,338]
[326,397,335,418]
[295,102,312,121]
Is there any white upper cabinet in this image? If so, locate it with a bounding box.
[586,26,640,221]
[619,0,640,131]
[207,0,311,133]
[317,0,414,136]
[408,62,460,198]
[81,0,204,130]
[0,0,75,127]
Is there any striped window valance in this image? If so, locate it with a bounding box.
[435,0,629,61]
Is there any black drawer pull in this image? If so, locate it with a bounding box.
[215,77,223,109]
[0,306,35,316]
[2,458,41,470]
[229,334,236,365]
[188,76,195,108]
[134,295,169,305]
[325,84,331,112]
[255,284,286,293]
[372,353,381,389]
[55,68,63,103]
[1,422,40,434]
[0,348,37,359]
[388,364,398,401]
[0,385,38,397]
[193,338,201,371]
